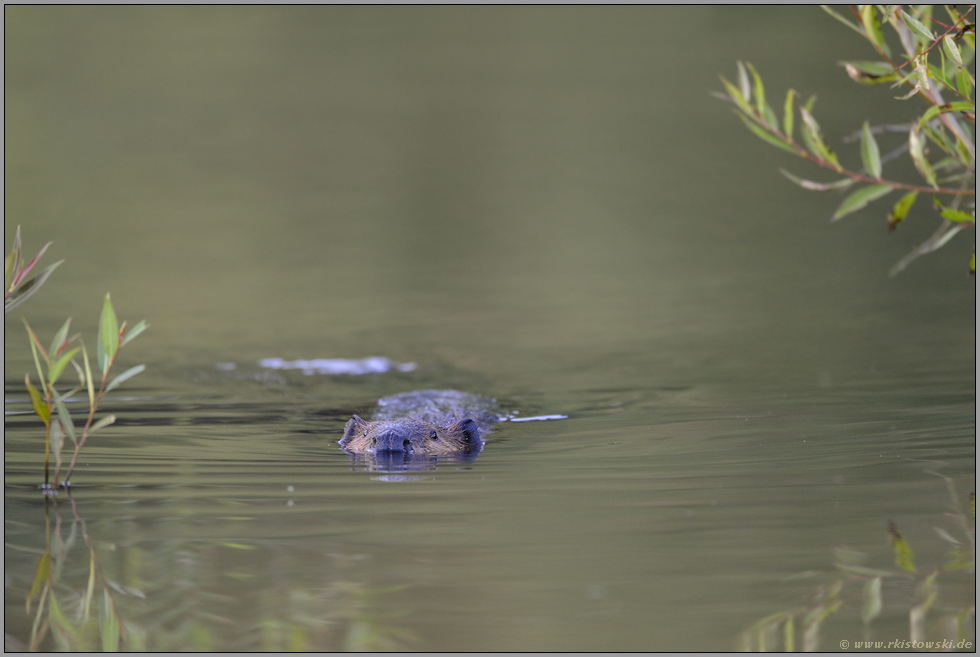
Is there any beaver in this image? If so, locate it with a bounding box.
[339,389,501,459]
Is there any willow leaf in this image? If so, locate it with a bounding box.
[98,294,119,373]
[4,260,64,314]
[121,320,148,347]
[779,169,855,192]
[832,184,893,222]
[860,121,882,179]
[735,111,798,154]
[799,108,840,169]
[909,127,938,188]
[783,89,796,142]
[888,191,918,231]
[105,364,145,393]
[25,374,50,425]
[49,348,80,388]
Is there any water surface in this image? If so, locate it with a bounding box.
[5,6,975,651]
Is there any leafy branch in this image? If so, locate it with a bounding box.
[5,226,63,313]
[718,5,975,275]
[23,294,148,491]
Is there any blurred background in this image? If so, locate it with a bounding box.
[5,6,975,651]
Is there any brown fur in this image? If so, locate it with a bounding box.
[340,415,482,457]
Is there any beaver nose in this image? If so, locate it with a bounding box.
[375,430,413,454]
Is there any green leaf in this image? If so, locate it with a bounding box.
[888,521,917,573]
[48,318,72,360]
[90,415,117,433]
[25,374,50,425]
[121,320,148,347]
[82,344,95,409]
[783,617,794,652]
[54,393,77,446]
[841,60,899,84]
[50,418,64,464]
[779,169,855,192]
[799,107,840,169]
[105,364,145,393]
[49,589,79,645]
[956,69,973,98]
[860,5,890,56]
[783,89,796,142]
[908,127,938,188]
[862,577,882,625]
[860,121,882,179]
[100,589,120,652]
[746,62,766,118]
[918,101,976,129]
[901,10,935,42]
[736,61,751,101]
[735,111,798,154]
[832,184,894,222]
[943,35,964,67]
[4,259,64,314]
[934,198,976,224]
[98,293,119,374]
[27,551,51,613]
[48,347,80,387]
[719,76,755,117]
[819,5,866,37]
[888,191,918,231]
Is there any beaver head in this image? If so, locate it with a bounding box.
[339,415,483,457]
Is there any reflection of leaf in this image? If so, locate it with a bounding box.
[27,551,51,613]
[862,577,882,625]
[888,521,917,573]
[100,589,120,652]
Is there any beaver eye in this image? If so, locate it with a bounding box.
[430,430,439,440]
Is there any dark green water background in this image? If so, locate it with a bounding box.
[5,6,975,651]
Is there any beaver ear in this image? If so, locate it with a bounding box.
[340,415,368,446]
[451,418,481,445]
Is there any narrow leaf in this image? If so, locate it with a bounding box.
[105,365,145,393]
[832,184,894,222]
[918,101,976,129]
[779,169,855,192]
[720,76,755,117]
[737,61,751,101]
[943,35,964,67]
[90,415,116,433]
[48,348,80,387]
[860,5,890,56]
[841,60,899,84]
[50,418,64,464]
[4,260,64,314]
[746,62,766,118]
[82,344,95,409]
[901,11,935,42]
[909,127,938,188]
[888,520,917,573]
[99,294,119,373]
[25,374,51,425]
[83,552,96,622]
[819,5,866,37]
[799,107,841,169]
[862,577,882,625]
[783,617,794,652]
[735,111,798,154]
[888,191,918,231]
[956,69,972,98]
[860,121,882,178]
[48,318,72,360]
[934,198,975,224]
[100,589,120,652]
[121,320,148,347]
[783,89,796,142]
[54,394,77,446]
[27,551,51,613]
[49,590,79,644]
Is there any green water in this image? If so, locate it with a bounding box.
[5,6,975,651]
